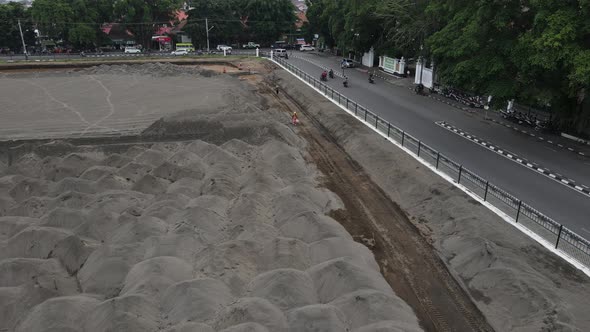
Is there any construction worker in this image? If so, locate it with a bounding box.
[291,111,299,125]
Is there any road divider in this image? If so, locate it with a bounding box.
[436,121,590,198]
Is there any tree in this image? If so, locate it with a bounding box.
[243,0,296,45]
[375,0,430,57]
[0,2,35,52]
[113,0,182,48]
[31,0,74,41]
[31,0,114,49]
[305,0,335,47]
[185,0,242,48]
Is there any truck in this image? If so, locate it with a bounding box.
[242,42,260,49]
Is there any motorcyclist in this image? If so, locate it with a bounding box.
[328,69,334,79]
[321,70,328,81]
[368,73,374,83]
[343,76,349,87]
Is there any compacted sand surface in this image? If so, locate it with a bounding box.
[0,63,423,331]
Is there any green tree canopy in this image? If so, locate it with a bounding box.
[0,2,35,52]
[113,0,182,48]
[186,0,295,48]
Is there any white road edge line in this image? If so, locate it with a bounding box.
[273,59,590,276]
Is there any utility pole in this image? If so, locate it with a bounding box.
[205,18,210,52]
[18,19,28,61]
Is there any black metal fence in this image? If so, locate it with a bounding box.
[272,56,590,269]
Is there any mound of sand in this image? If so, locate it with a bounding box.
[0,63,422,331]
[0,136,423,331]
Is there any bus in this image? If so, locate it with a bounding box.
[175,43,194,52]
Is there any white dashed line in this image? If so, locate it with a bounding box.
[436,121,590,198]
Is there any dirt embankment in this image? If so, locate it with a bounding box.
[273,66,590,332]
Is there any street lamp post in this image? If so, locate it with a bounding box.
[205,18,214,53]
[18,19,28,61]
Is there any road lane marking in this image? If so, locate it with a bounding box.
[436,121,590,198]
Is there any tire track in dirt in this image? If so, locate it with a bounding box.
[272,82,494,332]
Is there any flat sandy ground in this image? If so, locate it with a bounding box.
[0,64,234,140]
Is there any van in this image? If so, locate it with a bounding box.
[274,49,287,57]
[124,47,141,54]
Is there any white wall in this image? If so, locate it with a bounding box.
[362,47,375,67]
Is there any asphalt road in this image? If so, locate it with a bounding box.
[285,51,590,237]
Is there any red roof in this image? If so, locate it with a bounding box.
[175,10,188,21]
[295,11,308,28]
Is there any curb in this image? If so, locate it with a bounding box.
[437,121,590,197]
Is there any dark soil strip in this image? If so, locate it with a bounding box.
[275,86,495,332]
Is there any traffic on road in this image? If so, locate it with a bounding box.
[279,50,590,237]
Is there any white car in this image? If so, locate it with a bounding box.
[274,49,287,57]
[216,45,232,54]
[341,58,356,68]
[300,45,315,51]
[171,49,188,56]
[124,47,141,54]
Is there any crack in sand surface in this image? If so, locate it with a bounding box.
[83,75,117,135]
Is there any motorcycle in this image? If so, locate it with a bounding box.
[328,70,334,79]
[414,83,425,95]
[343,79,349,88]
[368,75,375,84]
[320,72,328,82]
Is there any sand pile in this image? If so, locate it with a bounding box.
[0,63,423,331]
[77,62,217,78]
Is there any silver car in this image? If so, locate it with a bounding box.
[341,58,356,68]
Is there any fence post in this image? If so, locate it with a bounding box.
[436,152,440,169]
[516,200,522,223]
[387,123,390,137]
[417,141,422,156]
[346,98,349,109]
[555,225,563,249]
[338,93,341,104]
[375,116,378,128]
[401,131,405,146]
[457,165,463,183]
[332,89,334,99]
[484,181,489,201]
[355,103,358,116]
[364,110,368,122]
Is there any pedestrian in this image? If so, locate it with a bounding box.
[275,85,279,94]
[291,111,299,125]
